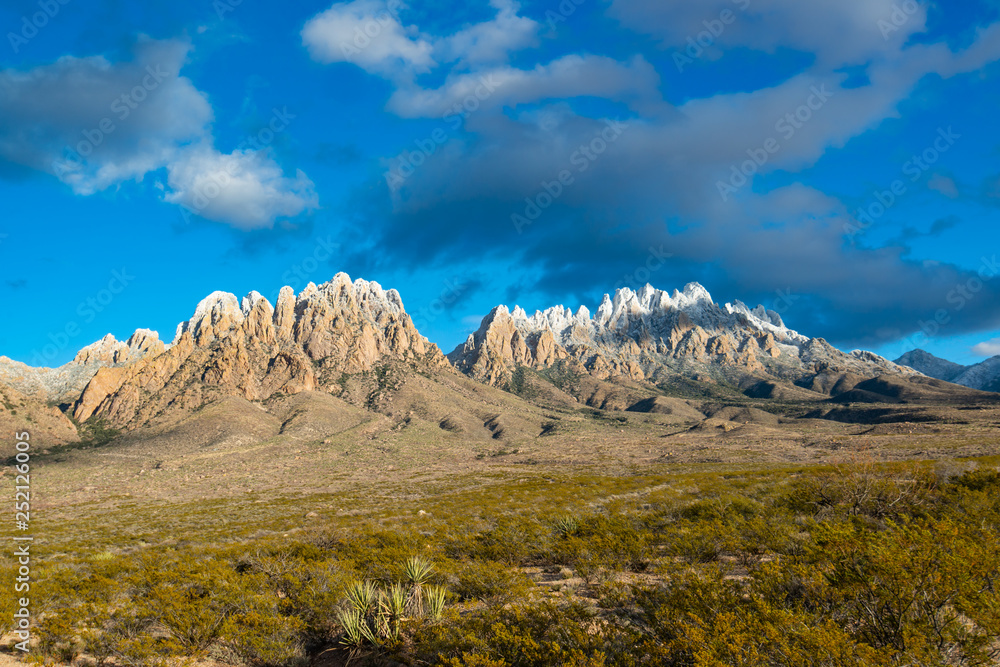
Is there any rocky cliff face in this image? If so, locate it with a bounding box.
[449,282,914,389]
[0,329,166,406]
[73,273,442,427]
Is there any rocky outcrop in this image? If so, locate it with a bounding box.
[74,273,443,427]
[74,329,166,365]
[0,330,166,406]
[450,282,917,391]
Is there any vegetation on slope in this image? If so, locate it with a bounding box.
[3,458,999,666]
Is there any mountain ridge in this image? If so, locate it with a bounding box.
[2,275,994,440]
[449,281,914,393]
[895,348,1000,392]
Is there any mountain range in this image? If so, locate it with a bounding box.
[894,348,1000,393]
[2,273,997,448]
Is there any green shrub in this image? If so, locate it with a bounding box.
[634,565,892,667]
[449,560,535,604]
[414,601,631,667]
[951,469,1000,493]
[808,517,1000,662]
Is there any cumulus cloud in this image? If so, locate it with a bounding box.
[164,145,318,230]
[972,338,1000,357]
[301,0,435,79]
[0,39,210,193]
[435,0,540,66]
[386,54,662,118]
[302,0,540,80]
[0,38,316,229]
[337,3,1000,347]
[607,0,929,67]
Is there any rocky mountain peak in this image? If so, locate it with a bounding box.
[72,273,442,427]
[450,281,914,388]
[74,329,167,365]
[894,349,966,382]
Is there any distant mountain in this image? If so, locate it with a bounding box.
[449,282,917,395]
[894,349,967,382]
[0,330,164,407]
[2,276,993,444]
[953,357,1000,392]
[894,349,1000,393]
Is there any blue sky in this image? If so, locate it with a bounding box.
[2,0,1000,368]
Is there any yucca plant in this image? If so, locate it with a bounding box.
[384,583,409,617]
[336,608,368,649]
[379,583,408,639]
[554,516,580,538]
[423,585,448,621]
[403,557,434,616]
[344,580,379,615]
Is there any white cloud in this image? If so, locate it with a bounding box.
[301,0,435,79]
[608,0,929,67]
[972,338,1000,357]
[0,38,318,229]
[164,145,318,230]
[386,54,662,118]
[0,39,210,193]
[358,14,1000,345]
[436,0,539,65]
[302,0,540,79]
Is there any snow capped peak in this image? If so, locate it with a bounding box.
[680,282,713,303]
[595,294,614,324]
[127,328,160,345]
[290,273,408,316]
[74,328,166,365]
[75,334,125,363]
[298,282,319,302]
[174,291,244,344]
[465,280,814,351]
[241,291,269,315]
[193,291,241,319]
